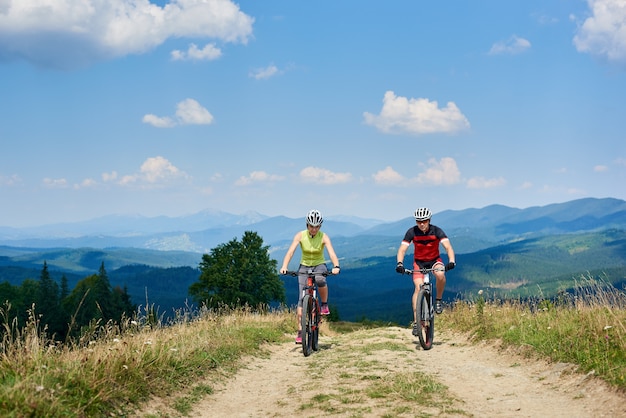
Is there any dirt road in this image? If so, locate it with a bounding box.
[141,326,626,417]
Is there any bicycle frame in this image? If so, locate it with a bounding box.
[403,266,445,350]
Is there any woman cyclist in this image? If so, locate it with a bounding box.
[280,209,341,344]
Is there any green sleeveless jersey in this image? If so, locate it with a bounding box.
[299,230,325,266]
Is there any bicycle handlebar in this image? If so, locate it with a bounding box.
[401,266,448,275]
[282,270,337,277]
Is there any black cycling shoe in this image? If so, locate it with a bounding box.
[435,300,443,314]
[412,323,419,336]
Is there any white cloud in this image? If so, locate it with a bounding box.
[102,171,118,182]
[373,159,462,187]
[488,35,531,55]
[0,174,21,186]
[119,156,189,187]
[0,0,254,69]
[372,166,407,186]
[533,13,559,25]
[175,99,214,125]
[143,98,213,128]
[43,177,68,188]
[566,187,587,195]
[74,178,97,189]
[594,164,609,172]
[300,166,352,185]
[573,0,626,67]
[235,171,285,186]
[416,157,462,185]
[171,43,222,61]
[142,114,175,128]
[466,176,506,189]
[249,64,279,80]
[363,91,470,135]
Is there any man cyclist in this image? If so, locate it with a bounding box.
[280,209,341,344]
[395,207,455,335]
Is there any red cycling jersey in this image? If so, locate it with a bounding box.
[402,224,448,263]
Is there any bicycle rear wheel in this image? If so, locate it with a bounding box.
[301,295,313,357]
[416,289,434,350]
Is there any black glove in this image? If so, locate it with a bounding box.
[446,262,456,271]
[395,262,405,274]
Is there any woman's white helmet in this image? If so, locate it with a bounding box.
[306,209,323,227]
[414,207,432,221]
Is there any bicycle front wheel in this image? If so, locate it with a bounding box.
[301,295,313,357]
[312,300,320,352]
[416,289,434,350]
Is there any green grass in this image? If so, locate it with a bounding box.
[439,274,626,389]
[0,305,292,417]
[1,273,624,416]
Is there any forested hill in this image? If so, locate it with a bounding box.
[1,197,625,322]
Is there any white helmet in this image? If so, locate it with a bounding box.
[414,207,432,221]
[306,209,323,227]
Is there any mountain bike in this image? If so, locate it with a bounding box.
[401,266,447,350]
[283,268,334,357]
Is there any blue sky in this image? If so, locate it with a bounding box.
[1,0,625,227]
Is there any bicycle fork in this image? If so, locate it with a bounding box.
[421,280,434,320]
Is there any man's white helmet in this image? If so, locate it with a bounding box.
[414,207,432,221]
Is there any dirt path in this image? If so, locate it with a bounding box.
[140,326,626,417]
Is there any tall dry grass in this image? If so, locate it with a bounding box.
[440,274,626,390]
[0,304,294,417]
[2,274,625,416]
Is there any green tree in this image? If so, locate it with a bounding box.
[94,262,114,320]
[0,281,18,307]
[64,263,137,338]
[37,261,64,337]
[111,284,136,322]
[65,274,104,335]
[16,278,39,327]
[189,231,285,309]
[60,274,69,300]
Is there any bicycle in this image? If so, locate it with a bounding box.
[400,265,448,350]
[283,268,334,357]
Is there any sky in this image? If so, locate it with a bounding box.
[1,0,625,228]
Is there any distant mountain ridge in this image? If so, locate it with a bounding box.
[1,198,625,256]
[1,197,625,322]
[0,209,268,239]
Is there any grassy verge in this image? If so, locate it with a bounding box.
[1,273,624,416]
[0,305,292,417]
[439,274,626,390]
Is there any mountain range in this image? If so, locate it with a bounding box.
[2,197,626,256]
[1,197,625,322]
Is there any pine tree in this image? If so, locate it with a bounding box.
[37,261,63,337]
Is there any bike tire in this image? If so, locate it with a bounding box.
[312,300,320,351]
[301,295,313,357]
[416,289,434,350]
